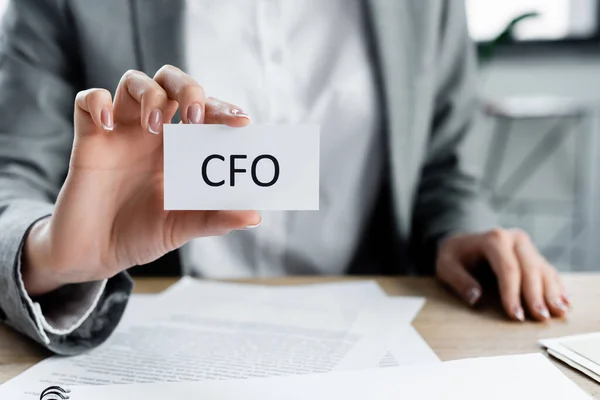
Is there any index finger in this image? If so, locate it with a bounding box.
[154,65,206,124]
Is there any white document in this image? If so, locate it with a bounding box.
[0,280,433,399]
[379,325,440,367]
[158,279,434,367]
[165,279,426,321]
[0,295,155,398]
[64,354,591,399]
[540,332,600,384]
[163,124,320,210]
[159,278,418,326]
[149,280,428,371]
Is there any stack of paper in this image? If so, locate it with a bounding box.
[540,332,600,383]
[0,278,438,399]
[61,354,593,399]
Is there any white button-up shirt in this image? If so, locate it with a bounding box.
[183,0,383,277]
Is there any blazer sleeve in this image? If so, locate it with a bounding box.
[0,0,132,355]
[410,0,498,272]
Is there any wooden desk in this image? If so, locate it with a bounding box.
[1,274,600,397]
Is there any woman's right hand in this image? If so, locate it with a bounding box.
[22,65,259,296]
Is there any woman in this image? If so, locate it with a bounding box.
[0,0,567,355]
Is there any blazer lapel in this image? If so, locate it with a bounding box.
[131,0,186,75]
[365,0,416,236]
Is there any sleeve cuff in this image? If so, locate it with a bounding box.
[0,201,133,355]
[0,201,56,344]
[16,261,108,337]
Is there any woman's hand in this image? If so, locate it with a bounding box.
[436,228,569,321]
[22,65,259,296]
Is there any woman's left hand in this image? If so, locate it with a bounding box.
[435,228,569,321]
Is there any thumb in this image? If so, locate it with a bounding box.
[436,257,483,306]
[204,97,251,127]
[168,210,262,248]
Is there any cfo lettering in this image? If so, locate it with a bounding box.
[202,154,280,187]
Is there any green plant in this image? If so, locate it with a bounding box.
[477,12,540,65]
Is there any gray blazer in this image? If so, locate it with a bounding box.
[0,0,496,355]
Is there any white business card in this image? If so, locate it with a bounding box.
[163,124,320,210]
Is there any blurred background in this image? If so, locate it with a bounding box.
[0,0,598,272]
[465,0,600,272]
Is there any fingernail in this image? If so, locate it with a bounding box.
[562,293,571,306]
[231,108,251,120]
[554,299,569,313]
[148,109,162,134]
[536,305,550,320]
[101,108,114,131]
[238,221,261,231]
[187,103,202,124]
[466,287,481,306]
[513,306,525,322]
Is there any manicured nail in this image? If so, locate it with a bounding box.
[536,305,550,320]
[238,221,261,231]
[562,293,571,306]
[101,108,114,131]
[513,306,525,322]
[187,103,202,124]
[231,108,251,120]
[148,109,162,134]
[554,299,569,313]
[466,287,481,306]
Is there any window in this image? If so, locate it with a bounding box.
[466,0,599,43]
